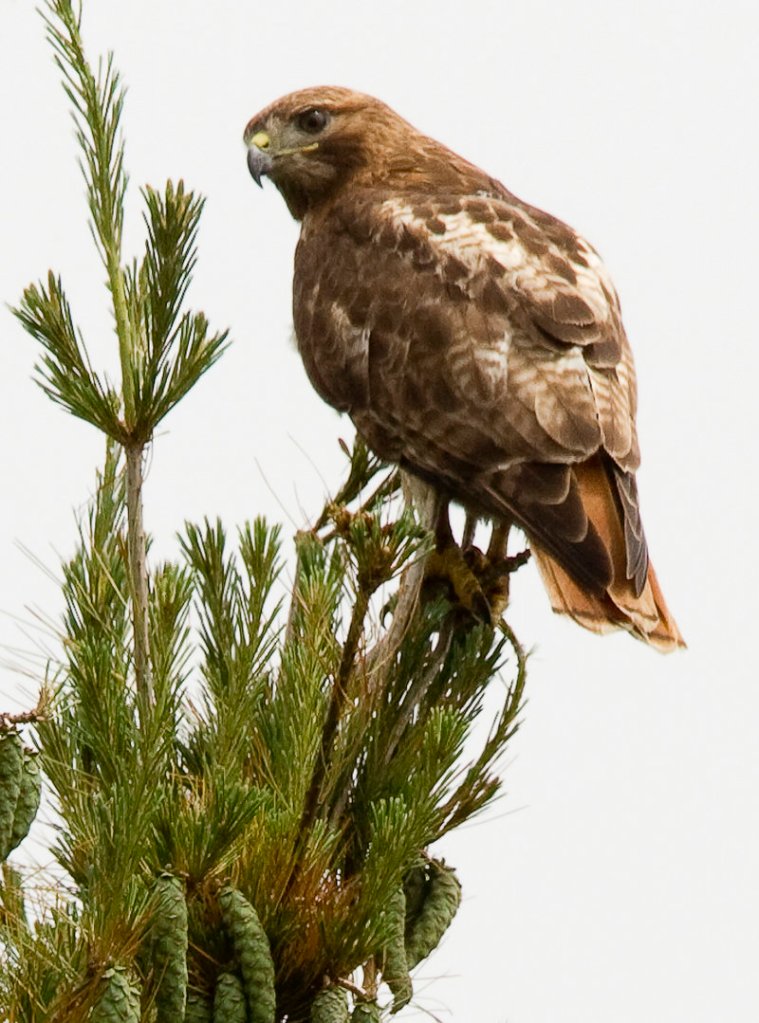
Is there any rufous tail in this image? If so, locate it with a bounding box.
[532,547,685,651]
[531,459,685,652]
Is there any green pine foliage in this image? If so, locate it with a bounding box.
[0,2,529,1020]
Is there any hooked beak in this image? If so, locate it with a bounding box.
[247,146,274,187]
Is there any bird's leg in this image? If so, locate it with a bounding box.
[461,511,478,549]
[487,519,511,561]
[478,519,531,620]
[434,498,455,550]
[423,500,492,623]
[482,521,513,618]
[462,511,489,578]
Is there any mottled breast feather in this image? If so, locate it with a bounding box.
[293,185,646,594]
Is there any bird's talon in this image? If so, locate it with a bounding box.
[423,547,492,624]
[462,545,489,574]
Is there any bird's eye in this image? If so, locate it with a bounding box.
[297,108,329,134]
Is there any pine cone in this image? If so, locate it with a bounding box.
[0,732,23,860]
[380,888,412,1012]
[6,750,41,857]
[218,886,275,1023]
[213,972,247,1023]
[152,873,189,1022]
[185,989,213,1022]
[402,864,428,936]
[90,966,141,1023]
[310,985,348,1023]
[351,1001,381,1022]
[405,861,461,968]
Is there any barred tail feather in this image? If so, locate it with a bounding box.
[532,543,685,652]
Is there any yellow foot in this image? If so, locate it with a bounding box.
[475,548,532,621]
[425,544,532,624]
[423,546,492,624]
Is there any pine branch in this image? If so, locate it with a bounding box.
[13,272,123,439]
[435,619,527,833]
[299,582,372,840]
[132,181,229,438]
[15,3,230,721]
[41,0,134,420]
[125,444,152,703]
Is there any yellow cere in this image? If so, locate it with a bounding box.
[250,131,270,150]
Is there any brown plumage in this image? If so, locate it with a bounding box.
[243,86,684,651]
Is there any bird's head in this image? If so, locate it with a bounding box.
[243,86,409,219]
[243,86,478,220]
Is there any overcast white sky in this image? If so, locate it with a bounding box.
[1,1,757,1020]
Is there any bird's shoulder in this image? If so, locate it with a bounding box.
[302,184,625,367]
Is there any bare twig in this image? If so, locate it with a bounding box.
[0,689,51,729]
[361,957,378,1000]
[335,975,369,1000]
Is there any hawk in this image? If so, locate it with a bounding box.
[243,87,684,651]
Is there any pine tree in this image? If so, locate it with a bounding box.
[0,3,528,1020]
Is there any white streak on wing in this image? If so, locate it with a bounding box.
[329,301,370,351]
[573,237,622,320]
[576,238,619,297]
[588,366,632,458]
[532,349,602,451]
[384,200,528,271]
[382,200,516,391]
[448,332,511,403]
[618,340,638,419]
[439,209,529,270]
[326,300,371,395]
[381,199,616,324]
